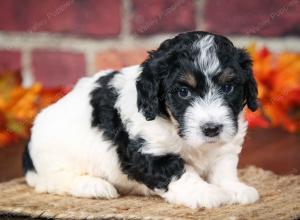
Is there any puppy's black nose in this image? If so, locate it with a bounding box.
[202,123,223,137]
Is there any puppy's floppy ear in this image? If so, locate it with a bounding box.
[136,61,160,121]
[137,39,173,120]
[238,49,258,111]
[136,51,166,121]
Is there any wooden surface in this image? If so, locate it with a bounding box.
[240,128,300,175]
[0,128,299,183]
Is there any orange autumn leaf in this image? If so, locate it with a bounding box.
[245,109,270,129]
[265,87,300,133]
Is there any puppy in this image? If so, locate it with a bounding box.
[23,31,259,209]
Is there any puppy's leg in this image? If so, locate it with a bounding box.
[161,166,231,209]
[25,171,119,199]
[208,153,259,204]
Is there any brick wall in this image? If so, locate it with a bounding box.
[0,0,299,87]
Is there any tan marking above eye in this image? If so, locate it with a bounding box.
[218,68,235,84]
[180,73,197,88]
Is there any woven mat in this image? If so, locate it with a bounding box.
[0,167,299,220]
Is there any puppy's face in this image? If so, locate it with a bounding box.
[137,32,258,147]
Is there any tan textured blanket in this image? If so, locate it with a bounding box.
[0,166,299,220]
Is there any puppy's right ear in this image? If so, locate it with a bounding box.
[137,39,173,121]
[136,54,160,121]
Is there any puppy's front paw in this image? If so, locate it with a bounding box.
[195,185,232,208]
[222,182,259,205]
[164,184,231,209]
[71,176,119,199]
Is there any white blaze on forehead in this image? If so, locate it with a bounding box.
[193,35,221,76]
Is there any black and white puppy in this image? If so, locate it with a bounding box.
[24,31,259,209]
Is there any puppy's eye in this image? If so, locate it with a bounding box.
[178,87,191,98]
[221,84,234,94]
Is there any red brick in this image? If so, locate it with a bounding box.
[131,0,196,35]
[32,50,85,88]
[95,49,148,70]
[204,0,300,36]
[0,0,121,38]
[0,50,21,73]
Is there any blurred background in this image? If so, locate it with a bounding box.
[0,0,299,181]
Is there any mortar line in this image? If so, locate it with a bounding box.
[21,48,35,87]
[1,32,300,53]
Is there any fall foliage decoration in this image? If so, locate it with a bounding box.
[0,71,69,148]
[0,46,300,147]
[246,44,300,133]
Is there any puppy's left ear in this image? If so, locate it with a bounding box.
[238,49,258,111]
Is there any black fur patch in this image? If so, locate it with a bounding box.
[90,71,185,190]
[117,138,185,190]
[22,143,36,174]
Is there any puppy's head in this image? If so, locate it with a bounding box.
[136,31,258,147]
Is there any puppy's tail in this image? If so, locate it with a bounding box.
[22,143,38,187]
